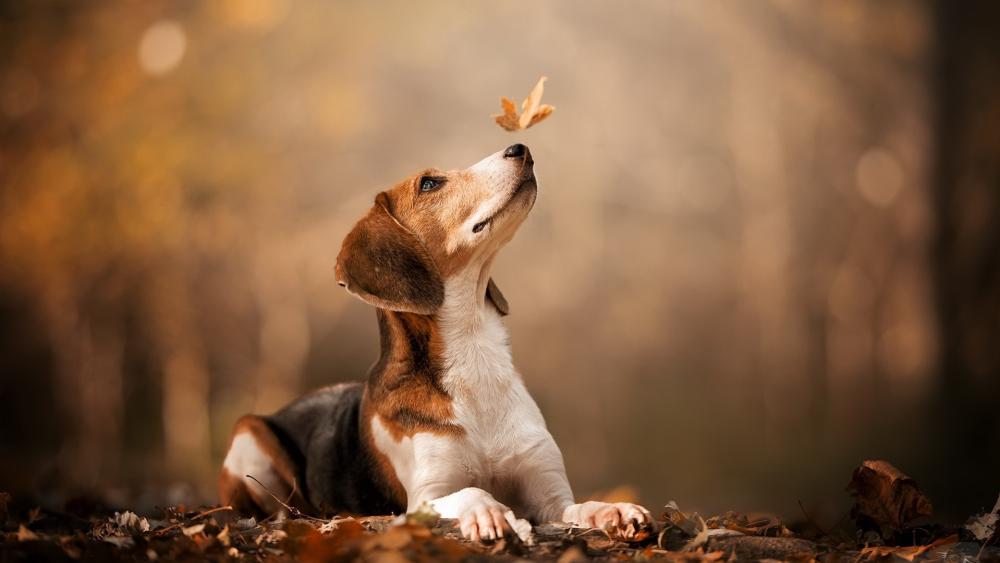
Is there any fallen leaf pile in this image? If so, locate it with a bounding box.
[493,76,555,131]
[1,462,995,562]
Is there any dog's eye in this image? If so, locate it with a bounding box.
[419,176,444,193]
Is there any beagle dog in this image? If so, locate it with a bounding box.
[219,144,654,541]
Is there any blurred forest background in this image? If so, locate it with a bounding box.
[0,0,997,525]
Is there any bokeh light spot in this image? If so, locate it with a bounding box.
[218,0,291,32]
[856,147,904,207]
[138,20,187,76]
[879,321,935,382]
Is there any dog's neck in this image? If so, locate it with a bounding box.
[439,259,494,329]
[369,258,515,392]
[437,259,517,396]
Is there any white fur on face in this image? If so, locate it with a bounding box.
[445,150,533,254]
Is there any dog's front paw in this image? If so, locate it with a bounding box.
[458,498,531,543]
[434,487,531,543]
[563,501,655,540]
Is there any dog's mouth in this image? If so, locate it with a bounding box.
[472,174,536,233]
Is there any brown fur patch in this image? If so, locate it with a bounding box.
[355,308,470,509]
[365,310,463,441]
[335,192,444,314]
[486,277,509,316]
[384,170,485,278]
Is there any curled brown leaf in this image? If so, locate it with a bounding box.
[848,460,932,535]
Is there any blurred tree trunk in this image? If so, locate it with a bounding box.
[252,241,310,414]
[43,282,124,491]
[146,264,213,493]
[931,0,1000,516]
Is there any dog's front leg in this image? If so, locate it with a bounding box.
[393,435,531,542]
[518,435,655,539]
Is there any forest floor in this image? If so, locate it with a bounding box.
[2,461,998,562]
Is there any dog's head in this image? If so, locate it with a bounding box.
[335,144,537,315]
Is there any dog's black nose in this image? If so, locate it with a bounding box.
[504,143,527,158]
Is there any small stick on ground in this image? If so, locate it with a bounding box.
[244,474,326,523]
[153,505,236,536]
[284,478,299,507]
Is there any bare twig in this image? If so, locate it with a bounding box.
[153,505,235,536]
[245,474,325,523]
[195,506,237,520]
[285,477,299,507]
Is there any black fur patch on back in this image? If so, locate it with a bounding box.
[266,383,403,516]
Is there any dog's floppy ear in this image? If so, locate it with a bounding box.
[335,193,444,314]
[486,278,509,316]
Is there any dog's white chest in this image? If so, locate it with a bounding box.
[441,307,551,474]
[370,302,553,510]
[442,310,546,441]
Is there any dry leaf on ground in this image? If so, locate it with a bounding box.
[965,492,1000,543]
[493,76,555,131]
[113,511,151,533]
[662,501,702,537]
[857,533,959,561]
[705,510,792,537]
[848,460,932,534]
[180,523,205,537]
[16,524,39,542]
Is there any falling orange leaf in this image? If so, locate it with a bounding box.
[493,76,555,131]
[495,97,519,131]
